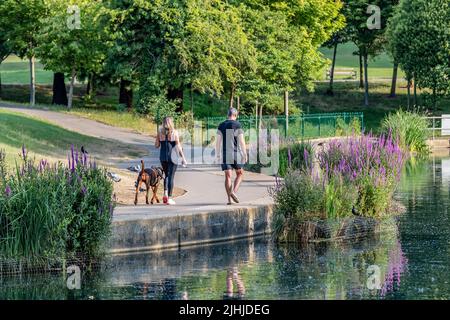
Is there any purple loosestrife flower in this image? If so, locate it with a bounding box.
[21,144,27,160]
[4,185,11,197]
[75,150,79,166]
[81,185,87,196]
[83,152,88,166]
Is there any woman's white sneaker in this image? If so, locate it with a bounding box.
[167,198,176,205]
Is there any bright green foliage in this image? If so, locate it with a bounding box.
[387,0,450,107]
[335,116,361,136]
[278,140,314,177]
[0,0,47,60]
[381,109,430,155]
[36,1,111,97]
[271,171,325,234]
[325,176,357,219]
[237,0,345,112]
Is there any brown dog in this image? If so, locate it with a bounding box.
[134,160,164,205]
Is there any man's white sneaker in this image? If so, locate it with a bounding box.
[167,198,176,205]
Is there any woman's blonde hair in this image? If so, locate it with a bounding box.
[161,116,175,139]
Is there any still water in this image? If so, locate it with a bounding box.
[2,156,450,300]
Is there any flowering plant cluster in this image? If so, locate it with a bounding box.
[272,133,407,233]
[0,146,114,263]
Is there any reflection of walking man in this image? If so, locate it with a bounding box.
[216,108,248,205]
[224,267,246,299]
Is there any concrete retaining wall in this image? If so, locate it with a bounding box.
[109,204,273,254]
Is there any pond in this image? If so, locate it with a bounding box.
[1,156,450,300]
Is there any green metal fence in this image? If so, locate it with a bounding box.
[205,112,364,141]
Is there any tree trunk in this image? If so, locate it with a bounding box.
[86,75,91,96]
[389,62,398,98]
[255,101,259,132]
[119,79,133,110]
[327,42,338,95]
[236,96,240,111]
[229,85,235,109]
[68,67,76,109]
[29,55,36,106]
[359,52,364,89]
[52,72,68,106]
[86,73,96,97]
[363,53,369,106]
[167,87,184,113]
[413,77,417,106]
[190,84,194,113]
[432,84,437,111]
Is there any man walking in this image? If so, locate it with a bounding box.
[216,108,247,205]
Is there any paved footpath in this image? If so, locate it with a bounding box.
[0,104,275,222]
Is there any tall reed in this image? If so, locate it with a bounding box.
[0,146,114,265]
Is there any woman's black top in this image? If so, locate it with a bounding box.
[159,131,177,163]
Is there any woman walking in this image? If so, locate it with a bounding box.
[155,116,187,205]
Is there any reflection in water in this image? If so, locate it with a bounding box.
[224,267,246,300]
[381,240,408,297]
[2,156,450,300]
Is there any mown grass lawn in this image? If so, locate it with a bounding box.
[319,42,405,80]
[0,109,145,166]
[0,55,53,84]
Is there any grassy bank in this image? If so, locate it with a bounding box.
[0,109,144,166]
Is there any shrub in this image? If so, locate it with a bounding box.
[278,140,314,177]
[137,93,178,124]
[381,108,430,155]
[335,116,361,136]
[270,171,325,239]
[0,146,114,264]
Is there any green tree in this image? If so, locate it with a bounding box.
[344,0,397,106]
[387,0,450,110]
[236,0,345,113]
[0,0,48,106]
[36,0,111,108]
[0,25,11,97]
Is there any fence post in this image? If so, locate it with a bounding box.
[206,117,209,143]
[301,116,305,139]
[284,91,289,138]
[432,117,435,140]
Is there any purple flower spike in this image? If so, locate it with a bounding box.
[75,150,79,166]
[4,185,11,197]
[21,144,27,160]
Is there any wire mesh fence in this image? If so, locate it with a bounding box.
[204,112,364,142]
